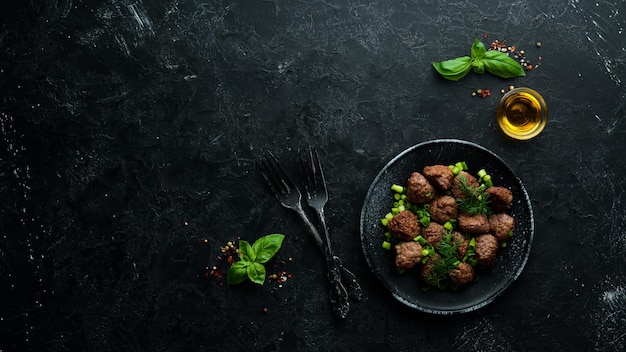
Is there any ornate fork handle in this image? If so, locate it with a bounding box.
[291,204,351,318]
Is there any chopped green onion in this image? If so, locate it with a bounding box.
[423,204,430,210]
[469,237,476,248]
[384,232,391,240]
[398,205,406,212]
[391,184,404,193]
[421,248,430,257]
[419,216,430,227]
[501,242,507,248]
[414,235,427,245]
[394,193,401,201]
[391,207,399,215]
[382,241,392,250]
[381,218,389,226]
[484,179,493,188]
[508,230,514,237]
[443,221,453,231]
[482,174,491,182]
[477,169,487,179]
[453,260,461,267]
[451,166,460,175]
[385,212,393,220]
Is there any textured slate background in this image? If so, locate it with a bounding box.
[1,0,625,351]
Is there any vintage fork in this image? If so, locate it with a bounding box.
[258,150,351,318]
[299,146,362,301]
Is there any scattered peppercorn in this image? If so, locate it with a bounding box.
[536,42,542,47]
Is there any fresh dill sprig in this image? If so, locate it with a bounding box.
[423,232,461,290]
[455,174,492,215]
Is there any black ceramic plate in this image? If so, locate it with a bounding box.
[360,139,534,314]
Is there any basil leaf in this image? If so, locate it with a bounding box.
[470,39,486,60]
[252,234,285,263]
[483,50,526,78]
[471,58,485,74]
[227,261,250,285]
[247,262,266,285]
[432,56,471,81]
[238,240,255,262]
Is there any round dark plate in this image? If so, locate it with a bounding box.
[360,139,534,314]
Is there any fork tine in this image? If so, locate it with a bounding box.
[259,150,296,199]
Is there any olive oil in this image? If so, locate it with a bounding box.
[496,88,547,140]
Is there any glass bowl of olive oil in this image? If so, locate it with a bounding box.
[496,87,547,140]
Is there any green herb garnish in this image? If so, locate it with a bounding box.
[455,175,492,215]
[227,234,285,285]
[432,39,526,81]
[422,232,462,290]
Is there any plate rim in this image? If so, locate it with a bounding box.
[359,138,535,315]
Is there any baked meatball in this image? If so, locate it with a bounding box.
[394,241,423,270]
[452,171,480,198]
[388,210,420,241]
[489,213,515,242]
[406,172,436,204]
[474,234,499,268]
[458,213,490,234]
[429,195,457,224]
[422,222,445,248]
[419,253,442,286]
[486,186,513,213]
[449,262,475,286]
[423,165,454,190]
[451,231,469,260]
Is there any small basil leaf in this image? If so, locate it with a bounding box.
[432,56,471,81]
[470,39,486,60]
[483,50,526,78]
[238,240,255,262]
[227,261,250,285]
[247,262,266,285]
[471,58,485,74]
[252,234,285,263]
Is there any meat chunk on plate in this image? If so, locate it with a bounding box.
[449,262,475,286]
[451,231,469,260]
[422,222,445,248]
[429,195,457,224]
[489,213,515,242]
[474,234,499,268]
[423,165,454,191]
[486,186,513,213]
[452,171,480,198]
[387,210,420,241]
[458,213,490,234]
[394,241,423,270]
[406,172,436,204]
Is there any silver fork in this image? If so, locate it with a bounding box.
[299,146,362,301]
[258,150,351,318]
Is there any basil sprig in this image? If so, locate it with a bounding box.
[227,234,285,285]
[432,39,525,81]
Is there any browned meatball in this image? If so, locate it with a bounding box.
[422,222,445,248]
[406,172,436,204]
[394,241,423,270]
[452,171,480,198]
[449,262,475,286]
[419,253,442,286]
[388,210,420,241]
[423,165,454,191]
[429,195,457,224]
[486,186,513,213]
[451,231,469,260]
[475,234,499,268]
[489,213,515,242]
[458,213,490,234]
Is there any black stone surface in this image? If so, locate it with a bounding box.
[1,0,625,351]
